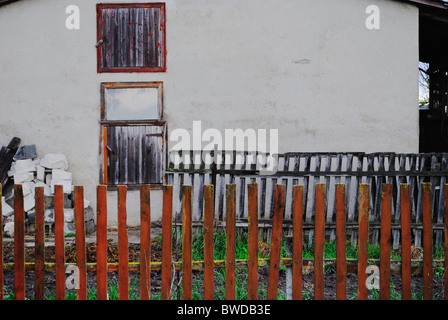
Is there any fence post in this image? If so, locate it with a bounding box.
[291,185,303,300]
[34,187,45,300]
[140,185,151,300]
[335,184,346,300]
[422,182,433,300]
[314,183,325,300]
[444,184,448,300]
[0,185,3,301]
[161,185,173,300]
[400,183,412,300]
[267,184,285,300]
[96,185,108,300]
[357,184,370,300]
[14,184,25,300]
[74,186,87,300]
[203,185,215,300]
[248,183,259,300]
[225,184,236,300]
[182,185,193,300]
[285,235,293,300]
[117,185,129,300]
[54,185,65,300]
[380,183,392,300]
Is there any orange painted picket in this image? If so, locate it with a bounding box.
[14,184,25,300]
[54,185,65,300]
[2,181,447,300]
[247,183,259,300]
[335,184,346,300]
[379,184,392,300]
[266,184,285,300]
[182,185,193,300]
[0,186,3,301]
[74,186,87,300]
[34,187,45,300]
[161,185,173,300]
[96,185,108,300]
[203,185,215,300]
[292,185,303,300]
[357,184,370,300]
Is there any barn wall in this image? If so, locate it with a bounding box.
[0,0,419,225]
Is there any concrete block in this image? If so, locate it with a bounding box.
[64,221,75,234]
[24,193,35,212]
[44,209,54,223]
[14,159,36,173]
[2,196,14,217]
[22,181,35,197]
[40,154,68,170]
[52,169,72,181]
[14,172,34,184]
[51,180,72,194]
[64,208,74,223]
[85,219,95,234]
[4,221,14,238]
[36,165,45,181]
[84,206,94,221]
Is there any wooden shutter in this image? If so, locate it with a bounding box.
[106,124,165,185]
[97,4,166,72]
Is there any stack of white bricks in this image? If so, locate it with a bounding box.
[2,151,95,237]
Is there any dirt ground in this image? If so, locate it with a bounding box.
[1,241,445,300]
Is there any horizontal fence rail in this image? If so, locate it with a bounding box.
[1,179,448,300]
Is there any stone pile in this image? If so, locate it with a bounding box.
[1,145,95,238]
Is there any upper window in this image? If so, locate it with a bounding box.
[96,3,166,73]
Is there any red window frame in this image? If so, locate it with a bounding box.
[96,3,167,73]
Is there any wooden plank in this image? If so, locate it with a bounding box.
[357,184,370,300]
[267,184,285,300]
[444,184,448,300]
[96,185,108,300]
[225,184,236,300]
[380,183,392,300]
[400,184,412,300]
[74,186,87,300]
[14,184,25,300]
[248,183,259,300]
[422,182,433,300]
[0,185,3,300]
[335,184,346,300]
[161,185,173,300]
[54,185,65,300]
[292,185,303,300]
[182,185,193,300]
[203,185,215,300]
[313,183,325,300]
[140,184,151,300]
[34,187,45,300]
[118,185,129,300]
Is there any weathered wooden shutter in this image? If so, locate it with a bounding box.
[106,125,165,185]
[98,4,166,72]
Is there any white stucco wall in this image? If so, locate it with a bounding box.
[0,0,419,226]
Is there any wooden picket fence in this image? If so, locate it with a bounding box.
[167,151,448,248]
[1,181,448,300]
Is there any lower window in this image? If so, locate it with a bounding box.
[100,82,166,187]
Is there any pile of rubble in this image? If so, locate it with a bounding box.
[1,141,95,238]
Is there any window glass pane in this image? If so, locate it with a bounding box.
[105,87,160,120]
